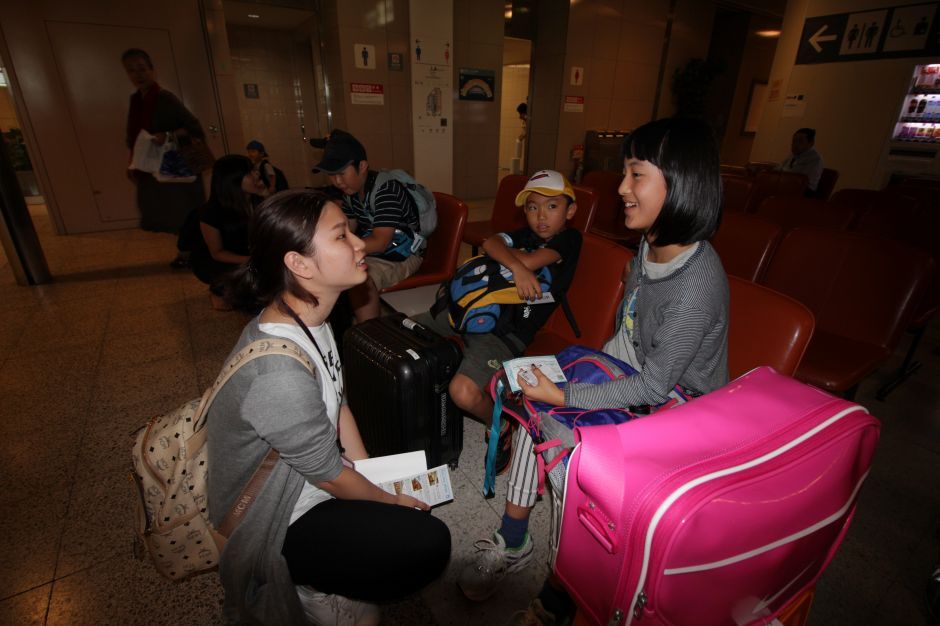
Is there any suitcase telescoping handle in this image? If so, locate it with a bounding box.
[402,317,437,342]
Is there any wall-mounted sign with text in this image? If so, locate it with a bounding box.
[350,83,384,105]
[796,2,939,65]
[563,95,584,112]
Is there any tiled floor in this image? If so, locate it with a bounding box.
[0,203,937,625]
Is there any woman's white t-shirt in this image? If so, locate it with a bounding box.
[258,319,343,524]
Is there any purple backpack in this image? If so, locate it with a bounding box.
[483,345,687,497]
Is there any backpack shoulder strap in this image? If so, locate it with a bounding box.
[193,338,314,432]
[198,338,314,540]
[368,170,390,207]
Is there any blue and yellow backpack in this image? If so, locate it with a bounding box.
[440,255,552,333]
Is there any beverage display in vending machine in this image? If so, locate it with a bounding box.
[893,64,940,143]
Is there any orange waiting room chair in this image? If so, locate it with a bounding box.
[526,233,634,356]
[727,275,815,379]
[569,184,599,234]
[710,212,783,283]
[759,228,934,397]
[721,174,756,214]
[582,170,642,248]
[753,196,855,233]
[462,174,528,254]
[813,167,839,200]
[829,187,920,229]
[380,192,467,294]
[851,196,940,399]
[746,170,808,213]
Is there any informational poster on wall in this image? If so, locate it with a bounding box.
[410,0,453,193]
[782,93,807,118]
[350,83,384,105]
[458,68,495,101]
[564,95,585,112]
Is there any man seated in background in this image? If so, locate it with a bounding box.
[314,130,424,322]
[780,127,824,193]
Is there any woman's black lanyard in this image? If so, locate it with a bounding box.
[278,298,338,385]
[278,298,345,454]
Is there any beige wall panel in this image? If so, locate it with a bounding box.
[452,0,503,198]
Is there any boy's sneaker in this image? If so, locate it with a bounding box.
[507,598,569,626]
[295,585,380,625]
[457,531,534,601]
[483,421,515,475]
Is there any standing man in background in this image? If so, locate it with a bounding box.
[123,48,207,268]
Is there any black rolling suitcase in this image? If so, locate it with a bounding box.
[343,313,463,468]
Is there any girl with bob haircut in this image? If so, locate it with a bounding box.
[521,115,728,408]
[460,117,728,624]
[207,189,451,625]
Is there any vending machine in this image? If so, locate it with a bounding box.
[880,63,940,183]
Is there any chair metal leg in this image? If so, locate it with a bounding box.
[876,326,926,401]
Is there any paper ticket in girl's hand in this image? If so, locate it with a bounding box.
[502,355,566,393]
[526,291,555,304]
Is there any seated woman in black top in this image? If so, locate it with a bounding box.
[189,155,261,309]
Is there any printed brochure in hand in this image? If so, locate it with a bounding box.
[353,451,454,507]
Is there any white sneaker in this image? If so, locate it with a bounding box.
[295,585,380,625]
[457,531,535,601]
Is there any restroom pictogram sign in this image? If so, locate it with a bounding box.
[795,2,940,65]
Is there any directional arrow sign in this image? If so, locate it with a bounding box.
[796,14,848,64]
[796,4,940,65]
[808,25,838,52]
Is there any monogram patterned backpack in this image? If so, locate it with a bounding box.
[131,338,312,580]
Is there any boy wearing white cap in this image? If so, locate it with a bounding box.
[415,168,582,462]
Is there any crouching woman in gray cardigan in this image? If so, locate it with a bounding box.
[207,189,451,625]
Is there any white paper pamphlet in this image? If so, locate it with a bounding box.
[353,451,454,507]
[502,354,566,393]
[526,291,555,304]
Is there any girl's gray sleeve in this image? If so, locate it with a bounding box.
[242,368,344,484]
[564,307,712,409]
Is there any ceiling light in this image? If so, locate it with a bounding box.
[247,13,260,18]
[755,30,781,38]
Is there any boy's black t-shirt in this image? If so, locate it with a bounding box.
[499,226,582,346]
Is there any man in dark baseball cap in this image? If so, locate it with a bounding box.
[312,129,424,322]
[312,130,367,174]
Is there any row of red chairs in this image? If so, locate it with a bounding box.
[715,182,939,397]
[523,233,816,384]
[722,162,841,201]
[713,218,935,397]
[386,177,934,401]
[382,187,820,394]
